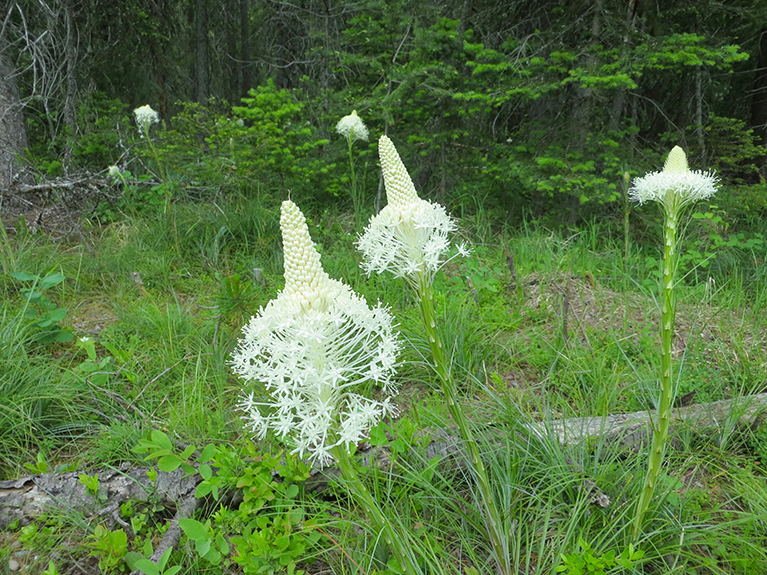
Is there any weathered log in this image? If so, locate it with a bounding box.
[0,463,199,530]
[4,392,766,570]
[533,391,767,449]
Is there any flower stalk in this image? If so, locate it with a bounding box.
[630,146,719,539]
[337,110,369,226]
[232,199,416,570]
[358,135,510,575]
[330,445,422,574]
[134,105,179,251]
[416,275,510,574]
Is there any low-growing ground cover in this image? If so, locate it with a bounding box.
[1,189,767,574]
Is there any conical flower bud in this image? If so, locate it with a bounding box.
[232,200,401,466]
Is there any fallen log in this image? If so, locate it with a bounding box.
[0,463,199,530]
[533,390,767,450]
[3,391,766,570]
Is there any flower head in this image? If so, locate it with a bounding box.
[629,146,719,213]
[357,135,457,286]
[108,165,121,178]
[336,110,369,143]
[134,105,160,136]
[231,200,400,466]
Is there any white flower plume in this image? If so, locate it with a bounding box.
[336,110,369,143]
[231,200,400,466]
[629,146,719,212]
[134,105,160,136]
[357,135,458,286]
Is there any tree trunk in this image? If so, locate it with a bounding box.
[0,47,31,191]
[748,28,767,180]
[196,0,209,103]
[62,0,78,169]
[240,0,251,97]
[694,65,706,165]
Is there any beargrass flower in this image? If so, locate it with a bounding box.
[357,135,462,287]
[231,200,400,466]
[629,146,719,211]
[133,105,160,136]
[630,145,720,539]
[336,110,369,143]
[357,135,509,574]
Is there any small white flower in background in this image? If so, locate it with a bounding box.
[133,104,160,136]
[357,135,458,287]
[629,146,719,212]
[107,165,120,178]
[336,110,369,143]
[231,199,401,466]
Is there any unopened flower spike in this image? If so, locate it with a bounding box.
[357,135,461,287]
[336,110,369,143]
[231,200,401,466]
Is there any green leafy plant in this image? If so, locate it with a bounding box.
[24,452,49,474]
[133,430,325,575]
[556,539,644,575]
[214,272,259,330]
[85,525,128,573]
[178,517,230,566]
[11,271,73,344]
[132,548,182,575]
[78,473,100,494]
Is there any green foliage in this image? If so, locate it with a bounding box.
[178,517,230,566]
[10,271,73,344]
[132,548,182,575]
[132,431,324,574]
[85,525,128,573]
[215,272,259,329]
[72,93,132,168]
[556,540,644,575]
[77,473,102,497]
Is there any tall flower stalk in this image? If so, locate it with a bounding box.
[134,105,179,251]
[336,110,369,226]
[231,200,421,574]
[358,136,510,575]
[630,146,719,539]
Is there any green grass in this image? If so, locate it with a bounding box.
[2,197,767,574]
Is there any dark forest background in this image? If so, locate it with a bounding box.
[2,0,767,226]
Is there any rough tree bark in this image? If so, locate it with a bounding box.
[196,0,208,103]
[0,43,31,191]
[240,0,251,97]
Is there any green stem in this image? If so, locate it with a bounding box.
[633,211,678,539]
[415,275,511,575]
[330,446,421,574]
[146,131,180,253]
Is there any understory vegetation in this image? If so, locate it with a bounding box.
[2,176,767,573]
[2,2,767,572]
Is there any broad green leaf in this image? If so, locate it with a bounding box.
[39,273,66,290]
[150,430,174,451]
[133,559,160,575]
[199,464,213,480]
[157,455,183,473]
[11,271,38,282]
[199,444,217,463]
[178,518,208,541]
